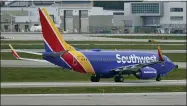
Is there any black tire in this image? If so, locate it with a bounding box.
[114,75,124,82]
[156,77,161,81]
[156,75,161,81]
[90,75,100,82]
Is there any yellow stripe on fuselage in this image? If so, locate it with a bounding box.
[42,8,73,51]
[69,51,95,74]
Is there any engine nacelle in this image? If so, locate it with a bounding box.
[136,66,157,79]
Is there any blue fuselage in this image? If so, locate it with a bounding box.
[44,50,176,77]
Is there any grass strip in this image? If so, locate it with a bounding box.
[164,53,186,62]
[1,68,186,82]
[1,44,185,50]
[1,40,186,44]
[1,52,186,62]
[97,36,186,40]
[1,86,185,94]
[1,52,43,60]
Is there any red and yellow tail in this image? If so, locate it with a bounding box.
[39,8,95,74]
[39,8,75,52]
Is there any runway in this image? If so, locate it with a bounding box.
[1,43,185,46]
[1,60,186,68]
[1,80,186,88]
[1,32,186,36]
[1,33,186,42]
[1,60,55,67]
[1,49,186,53]
[1,92,186,105]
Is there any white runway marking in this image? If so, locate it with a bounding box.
[1,33,186,42]
[1,92,185,96]
[1,43,185,46]
[1,92,186,105]
[1,80,186,88]
[1,49,186,53]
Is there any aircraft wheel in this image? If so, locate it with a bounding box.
[90,75,100,82]
[114,75,124,82]
[156,75,161,81]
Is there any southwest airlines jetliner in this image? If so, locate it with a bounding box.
[9,8,178,82]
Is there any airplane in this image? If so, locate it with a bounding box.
[9,8,178,82]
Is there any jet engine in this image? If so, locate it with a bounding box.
[135,66,157,79]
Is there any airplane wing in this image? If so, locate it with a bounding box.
[12,49,43,55]
[110,46,165,73]
[9,44,70,62]
[9,44,69,58]
[9,44,49,62]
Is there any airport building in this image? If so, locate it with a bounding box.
[123,2,186,33]
[1,1,186,34]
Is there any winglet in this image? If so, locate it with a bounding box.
[157,46,164,61]
[9,44,20,59]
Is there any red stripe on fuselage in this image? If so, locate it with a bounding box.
[61,53,86,73]
[39,9,64,52]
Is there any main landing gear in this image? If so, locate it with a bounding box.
[90,74,124,82]
[114,75,124,82]
[156,74,161,81]
[90,75,100,82]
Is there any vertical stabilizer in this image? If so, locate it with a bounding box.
[38,8,74,52]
